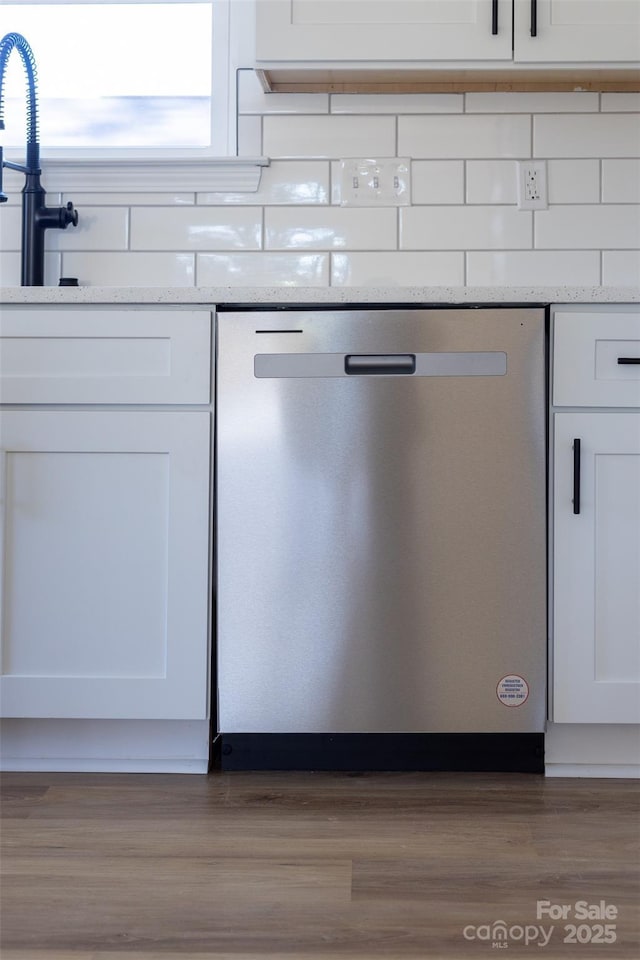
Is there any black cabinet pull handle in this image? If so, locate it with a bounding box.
[572,439,581,515]
[618,357,640,365]
[531,0,538,36]
[492,0,499,34]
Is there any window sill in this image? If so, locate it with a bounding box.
[33,157,270,194]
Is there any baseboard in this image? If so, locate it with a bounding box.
[545,723,640,778]
[0,757,208,773]
[545,764,640,779]
[0,718,210,774]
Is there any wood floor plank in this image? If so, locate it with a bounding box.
[1,771,638,958]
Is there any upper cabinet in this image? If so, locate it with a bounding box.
[256,0,640,91]
[514,0,640,63]
[257,0,513,63]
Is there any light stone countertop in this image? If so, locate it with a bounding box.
[1,285,639,306]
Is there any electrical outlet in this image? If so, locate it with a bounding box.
[517,160,548,210]
[340,158,411,206]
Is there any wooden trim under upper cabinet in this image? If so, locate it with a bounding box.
[257,68,640,94]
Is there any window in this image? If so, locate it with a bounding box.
[1,0,235,155]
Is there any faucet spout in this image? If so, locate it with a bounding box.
[0,32,79,286]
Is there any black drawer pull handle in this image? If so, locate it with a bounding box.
[492,0,499,34]
[617,357,640,365]
[573,439,581,516]
[531,0,538,36]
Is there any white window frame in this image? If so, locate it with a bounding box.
[1,0,267,192]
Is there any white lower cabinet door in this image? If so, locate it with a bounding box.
[553,412,640,724]
[0,411,210,720]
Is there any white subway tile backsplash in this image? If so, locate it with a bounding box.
[238,69,329,115]
[0,251,61,287]
[199,162,330,206]
[601,94,640,112]
[602,160,640,202]
[0,206,21,250]
[399,115,530,159]
[547,160,600,203]
[130,207,262,251]
[331,251,463,286]
[46,207,129,251]
[265,207,397,250]
[2,93,636,293]
[412,161,464,204]
[330,161,343,204]
[465,92,598,113]
[331,94,462,114]
[264,115,396,159]
[602,251,640,286]
[466,251,600,286]
[69,193,195,206]
[197,252,329,286]
[400,206,531,250]
[535,206,640,249]
[466,161,516,204]
[467,160,600,210]
[61,252,195,287]
[237,116,263,156]
[534,114,640,158]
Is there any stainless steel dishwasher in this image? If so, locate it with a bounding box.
[216,308,547,771]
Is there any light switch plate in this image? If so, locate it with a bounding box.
[340,158,411,206]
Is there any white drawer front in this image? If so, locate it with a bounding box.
[554,311,640,408]
[0,308,211,404]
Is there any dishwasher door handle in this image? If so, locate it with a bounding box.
[345,354,416,375]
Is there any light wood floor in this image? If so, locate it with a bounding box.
[1,771,638,959]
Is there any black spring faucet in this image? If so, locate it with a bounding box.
[0,32,78,286]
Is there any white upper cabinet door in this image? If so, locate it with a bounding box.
[553,412,640,724]
[0,411,211,721]
[256,0,513,63]
[514,0,640,62]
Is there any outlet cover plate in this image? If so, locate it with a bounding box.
[516,160,548,210]
[340,158,411,206]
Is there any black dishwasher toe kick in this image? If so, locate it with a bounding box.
[217,734,545,773]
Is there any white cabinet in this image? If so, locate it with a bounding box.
[552,309,640,726]
[0,309,212,722]
[553,413,640,723]
[0,411,210,719]
[515,0,640,63]
[256,0,512,63]
[0,308,211,405]
[256,0,640,67]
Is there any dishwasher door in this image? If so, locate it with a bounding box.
[216,308,546,735]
